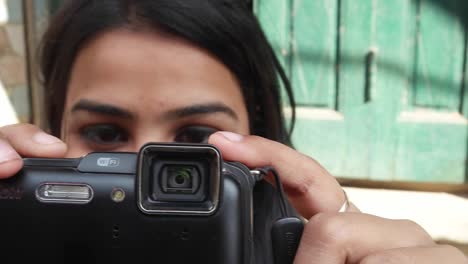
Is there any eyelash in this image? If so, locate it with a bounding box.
[80,124,128,147]
[79,124,218,147]
[174,126,218,144]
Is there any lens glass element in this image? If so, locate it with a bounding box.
[161,165,200,194]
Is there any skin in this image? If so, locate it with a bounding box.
[0,29,466,263]
[61,28,249,157]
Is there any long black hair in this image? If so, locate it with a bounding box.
[40,2,299,261]
[40,0,295,145]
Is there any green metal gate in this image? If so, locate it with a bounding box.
[255,0,468,183]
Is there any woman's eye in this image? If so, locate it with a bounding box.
[174,126,218,143]
[80,124,128,145]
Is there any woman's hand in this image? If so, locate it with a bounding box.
[209,131,468,264]
[0,123,67,179]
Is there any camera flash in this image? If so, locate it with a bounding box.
[111,188,125,202]
[36,183,93,204]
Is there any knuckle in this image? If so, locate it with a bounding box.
[360,251,413,264]
[397,219,419,229]
[281,157,318,197]
[438,245,468,262]
[2,123,33,130]
[305,213,349,246]
[286,179,313,198]
[395,219,433,243]
[0,131,12,147]
[0,123,39,136]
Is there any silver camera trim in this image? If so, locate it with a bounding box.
[137,144,221,216]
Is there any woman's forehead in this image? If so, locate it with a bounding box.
[64,29,248,121]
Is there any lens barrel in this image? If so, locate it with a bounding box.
[137,143,221,215]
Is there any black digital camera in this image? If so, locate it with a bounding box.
[0,143,264,263]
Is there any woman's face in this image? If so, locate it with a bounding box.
[62,29,250,157]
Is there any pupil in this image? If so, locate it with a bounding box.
[175,174,186,184]
[101,129,118,141]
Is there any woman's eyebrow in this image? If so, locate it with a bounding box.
[71,99,238,120]
[71,99,134,119]
[164,103,239,120]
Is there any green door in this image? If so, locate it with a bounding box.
[255,0,467,183]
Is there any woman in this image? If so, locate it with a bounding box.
[0,0,466,263]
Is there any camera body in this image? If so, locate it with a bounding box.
[0,143,259,263]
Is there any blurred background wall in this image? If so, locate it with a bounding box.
[0,0,26,126]
[256,0,467,184]
[0,0,50,126]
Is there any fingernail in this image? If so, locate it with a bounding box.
[0,140,20,164]
[33,132,62,145]
[218,131,244,142]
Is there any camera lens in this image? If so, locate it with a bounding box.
[138,143,221,214]
[169,167,193,188]
[175,174,186,185]
[161,165,200,194]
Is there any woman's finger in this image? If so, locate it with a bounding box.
[0,124,67,178]
[359,245,468,264]
[0,135,22,179]
[294,213,435,264]
[209,131,345,218]
[0,123,67,157]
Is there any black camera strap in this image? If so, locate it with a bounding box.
[255,167,304,264]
